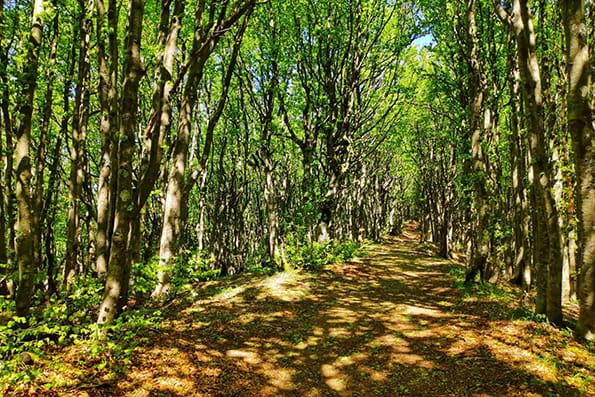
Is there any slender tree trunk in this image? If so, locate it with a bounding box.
[464,0,490,284]
[154,7,251,296]
[134,0,185,257]
[495,0,564,325]
[32,2,59,301]
[14,0,45,318]
[94,0,119,278]
[561,0,595,340]
[0,0,14,297]
[0,127,5,279]
[196,169,208,250]
[262,137,280,265]
[97,0,146,327]
[42,131,62,301]
[508,54,531,290]
[0,0,8,288]
[66,0,92,294]
[154,43,204,296]
[146,0,187,297]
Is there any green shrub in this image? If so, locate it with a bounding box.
[172,250,219,284]
[285,239,331,270]
[131,259,158,297]
[333,241,361,262]
[283,232,363,271]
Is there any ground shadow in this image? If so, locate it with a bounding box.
[27,226,595,396]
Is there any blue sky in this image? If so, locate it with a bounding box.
[411,34,435,48]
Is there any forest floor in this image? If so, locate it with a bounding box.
[5,223,595,396]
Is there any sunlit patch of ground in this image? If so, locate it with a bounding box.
[5,221,595,396]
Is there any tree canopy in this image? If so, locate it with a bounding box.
[0,0,594,391]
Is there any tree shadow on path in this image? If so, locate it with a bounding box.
[68,227,595,396]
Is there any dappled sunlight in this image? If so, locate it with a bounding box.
[26,229,595,396]
[323,307,361,324]
[226,349,262,365]
[391,350,434,368]
[257,271,312,302]
[212,285,247,302]
[401,304,450,318]
[152,376,196,394]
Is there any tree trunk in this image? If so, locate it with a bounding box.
[97,0,146,327]
[32,3,59,301]
[42,131,63,301]
[0,0,16,298]
[65,0,92,295]
[154,6,251,296]
[495,0,564,325]
[561,0,595,340]
[508,54,531,290]
[153,31,206,296]
[263,152,280,265]
[465,0,490,285]
[94,0,119,278]
[0,0,8,293]
[14,0,45,318]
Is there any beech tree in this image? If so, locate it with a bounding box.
[153,1,254,296]
[97,0,146,326]
[561,0,595,340]
[493,0,564,325]
[0,0,593,342]
[13,0,45,318]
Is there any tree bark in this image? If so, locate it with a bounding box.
[508,51,531,290]
[94,0,119,278]
[33,2,60,300]
[14,0,45,318]
[465,0,490,285]
[494,0,564,324]
[66,0,92,295]
[561,0,595,340]
[0,0,8,291]
[97,0,146,327]
[154,2,253,296]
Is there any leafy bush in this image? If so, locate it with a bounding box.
[283,232,363,271]
[172,250,219,285]
[131,259,158,297]
[333,241,361,262]
[0,286,167,388]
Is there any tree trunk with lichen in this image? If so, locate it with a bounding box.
[494,0,564,325]
[561,0,595,340]
[464,0,490,285]
[14,0,45,318]
[97,0,145,327]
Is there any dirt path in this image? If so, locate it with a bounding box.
[32,228,595,396]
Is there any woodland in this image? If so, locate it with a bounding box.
[0,0,594,395]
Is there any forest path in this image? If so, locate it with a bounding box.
[60,224,594,396]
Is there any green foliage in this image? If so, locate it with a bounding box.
[134,251,220,297]
[0,277,102,384]
[285,239,332,271]
[0,277,167,387]
[283,231,363,271]
[95,306,163,358]
[508,307,549,324]
[334,241,362,262]
[131,259,158,297]
[172,250,220,284]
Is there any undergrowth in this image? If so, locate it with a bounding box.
[0,238,363,391]
[283,237,363,271]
